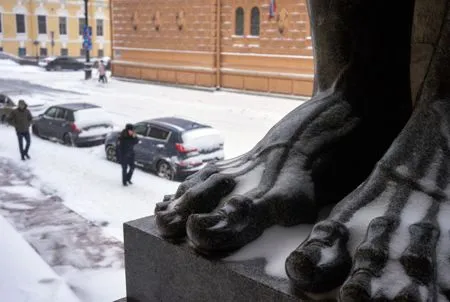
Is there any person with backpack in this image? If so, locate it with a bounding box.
[117,124,139,186]
[7,100,33,161]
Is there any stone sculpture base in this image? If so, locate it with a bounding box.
[120,216,309,302]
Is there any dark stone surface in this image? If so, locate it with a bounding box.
[150,0,450,299]
[123,216,313,302]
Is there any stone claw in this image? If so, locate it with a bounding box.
[286,220,351,293]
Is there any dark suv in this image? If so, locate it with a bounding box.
[104,117,225,181]
[32,103,114,146]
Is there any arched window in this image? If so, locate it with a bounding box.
[235,7,244,36]
[250,7,260,36]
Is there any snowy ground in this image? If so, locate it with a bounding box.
[0,60,316,301]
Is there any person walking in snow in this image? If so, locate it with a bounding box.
[98,60,107,83]
[7,100,33,161]
[117,124,139,186]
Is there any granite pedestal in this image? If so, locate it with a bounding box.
[121,216,311,302]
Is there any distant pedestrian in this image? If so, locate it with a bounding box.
[7,100,33,161]
[117,123,139,186]
[98,60,107,83]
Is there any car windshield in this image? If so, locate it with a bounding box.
[74,107,112,128]
[181,127,224,151]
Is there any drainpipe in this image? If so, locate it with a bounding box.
[215,0,221,89]
[109,0,114,67]
[28,0,36,59]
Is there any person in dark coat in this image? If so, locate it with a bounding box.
[7,100,33,161]
[117,123,139,186]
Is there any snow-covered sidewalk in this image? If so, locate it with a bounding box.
[0,157,125,302]
[0,216,81,302]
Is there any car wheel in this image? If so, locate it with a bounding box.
[63,133,75,147]
[106,145,117,162]
[32,125,40,137]
[157,161,175,180]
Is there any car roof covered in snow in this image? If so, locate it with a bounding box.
[56,103,100,111]
[146,117,210,132]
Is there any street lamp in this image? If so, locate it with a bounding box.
[84,0,92,80]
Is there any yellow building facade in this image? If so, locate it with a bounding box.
[0,0,111,58]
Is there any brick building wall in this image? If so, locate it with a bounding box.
[111,0,314,96]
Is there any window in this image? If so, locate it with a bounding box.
[40,48,47,56]
[250,7,260,36]
[235,7,244,36]
[44,107,58,118]
[0,13,3,33]
[55,108,66,120]
[148,127,170,140]
[79,18,85,35]
[80,48,86,56]
[38,15,47,34]
[134,123,149,136]
[98,49,104,57]
[18,47,26,57]
[16,14,26,34]
[61,48,68,56]
[0,47,3,52]
[96,19,103,36]
[59,17,67,35]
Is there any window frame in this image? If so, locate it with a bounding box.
[147,125,171,142]
[133,123,150,137]
[79,18,86,36]
[235,7,245,36]
[55,108,67,120]
[18,47,26,57]
[37,15,47,34]
[40,47,48,57]
[59,16,67,35]
[16,14,26,34]
[250,7,260,36]
[44,107,58,119]
[96,19,103,37]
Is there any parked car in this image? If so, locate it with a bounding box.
[32,103,114,146]
[104,117,225,181]
[45,57,84,71]
[0,92,48,123]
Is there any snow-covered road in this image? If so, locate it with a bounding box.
[0,60,305,240]
[0,60,313,301]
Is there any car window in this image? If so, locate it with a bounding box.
[44,107,58,118]
[148,126,170,141]
[0,94,5,104]
[6,99,14,106]
[134,123,149,136]
[55,108,66,120]
[66,110,75,122]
